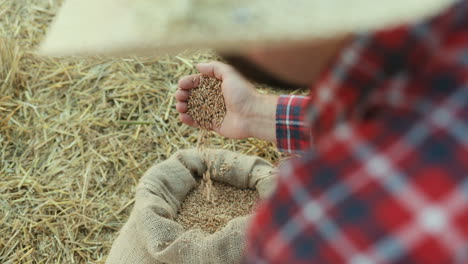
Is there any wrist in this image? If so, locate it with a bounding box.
[245,93,278,143]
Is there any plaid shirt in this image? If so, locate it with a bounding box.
[245,1,468,263]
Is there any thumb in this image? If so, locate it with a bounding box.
[196,61,234,81]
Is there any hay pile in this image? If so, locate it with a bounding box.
[0,0,281,263]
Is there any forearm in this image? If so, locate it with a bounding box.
[245,94,278,143]
[244,94,313,154]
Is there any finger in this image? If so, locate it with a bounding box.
[212,125,221,135]
[176,102,188,113]
[178,74,200,90]
[179,113,197,127]
[175,89,190,102]
[196,61,233,80]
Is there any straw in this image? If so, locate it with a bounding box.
[0,0,284,263]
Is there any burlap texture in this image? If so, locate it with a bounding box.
[106,149,276,264]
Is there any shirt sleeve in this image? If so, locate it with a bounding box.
[246,1,468,262]
[276,95,312,154]
[245,103,468,263]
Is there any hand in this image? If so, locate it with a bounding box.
[175,61,278,142]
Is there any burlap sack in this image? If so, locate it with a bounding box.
[106,149,276,264]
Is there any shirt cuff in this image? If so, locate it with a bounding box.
[276,95,312,154]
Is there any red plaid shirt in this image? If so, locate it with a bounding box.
[245,1,468,263]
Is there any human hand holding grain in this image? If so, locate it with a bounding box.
[176,61,278,142]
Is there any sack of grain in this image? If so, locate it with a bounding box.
[106,148,276,264]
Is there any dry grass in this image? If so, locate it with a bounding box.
[0,0,282,263]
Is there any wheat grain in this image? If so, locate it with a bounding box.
[187,75,227,201]
[175,180,258,233]
[187,75,226,130]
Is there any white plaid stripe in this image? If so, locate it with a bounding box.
[382,73,409,108]
[276,120,306,126]
[265,162,361,261]
[327,126,429,262]
[344,87,468,262]
[282,95,310,153]
[306,35,370,126]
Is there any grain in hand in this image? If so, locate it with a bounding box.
[187,75,226,130]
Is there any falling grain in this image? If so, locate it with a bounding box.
[187,75,228,201]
